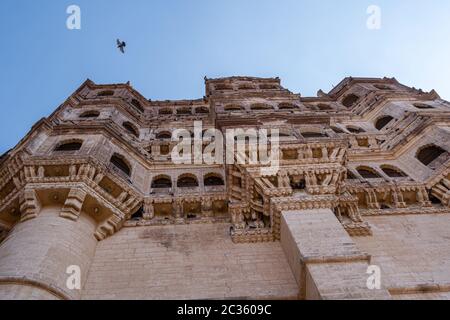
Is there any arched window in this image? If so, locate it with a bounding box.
[97,90,114,97]
[54,140,83,152]
[123,122,139,138]
[159,108,173,115]
[417,145,447,166]
[177,108,192,115]
[302,132,327,139]
[80,111,100,118]
[156,131,172,140]
[381,166,407,178]
[347,126,365,134]
[414,103,434,110]
[375,116,394,130]
[278,103,296,110]
[224,104,243,111]
[250,103,272,111]
[357,167,382,179]
[204,174,225,186]
[177,175,199,188]
[342,94,360,108]
[110,154,131,177]
[317,103,333,111]
[131,99,144,112]
[152,176,172,188]
[195,107,209,114]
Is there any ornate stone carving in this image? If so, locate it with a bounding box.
[1,76,449,247]
[143,200,154,220]
[60,188,87,221]
[19,188,41,222]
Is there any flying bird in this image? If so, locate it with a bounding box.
[116,39,126,53]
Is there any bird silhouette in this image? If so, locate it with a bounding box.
[116,39,126,53]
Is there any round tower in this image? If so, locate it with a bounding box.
[0,204,97,300]
[0,160,137,300]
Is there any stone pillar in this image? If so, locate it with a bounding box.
[0,206,98,300]
[280,209,391,300]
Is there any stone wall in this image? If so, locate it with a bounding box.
[353,214,450,299]
[281,209,391,300]
[82,223,298,300]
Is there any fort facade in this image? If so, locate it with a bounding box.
[1,76,450,300]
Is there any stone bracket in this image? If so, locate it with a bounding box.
[94,214,124,241]
[19,188,41,223]
[60,188,88,221]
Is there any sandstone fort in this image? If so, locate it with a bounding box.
[1,76,450,299]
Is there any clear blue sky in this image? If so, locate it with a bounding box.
[1,0,449,154]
